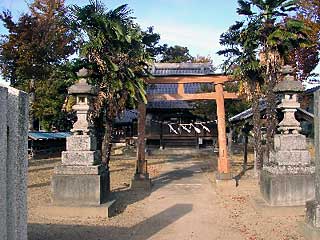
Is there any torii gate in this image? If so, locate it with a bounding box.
[131,68,238,188]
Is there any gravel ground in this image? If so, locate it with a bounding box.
[27,151,306,240]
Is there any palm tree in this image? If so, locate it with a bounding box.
[72,1,152,166]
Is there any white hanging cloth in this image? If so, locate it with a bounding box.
[168,123,179,135]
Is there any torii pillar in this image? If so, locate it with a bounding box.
[215,83,232,180]
[131,102,151,190]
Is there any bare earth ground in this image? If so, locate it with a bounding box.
[28,152,305,240]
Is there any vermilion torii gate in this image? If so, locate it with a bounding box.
[131,64,238,188]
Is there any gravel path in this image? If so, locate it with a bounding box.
[28,153,305,240]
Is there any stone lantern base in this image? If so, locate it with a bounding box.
[260,134,315,206]
[131,173,152,190]
[52,165,110,205]
[260,170,314,206]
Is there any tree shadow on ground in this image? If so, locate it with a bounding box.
[29,166,55,173]
[233,165,254,187]
[28,203,193,240]
[28,181,51,189]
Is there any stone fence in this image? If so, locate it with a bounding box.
[0,84,28,240]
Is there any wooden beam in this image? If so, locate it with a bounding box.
[147,91,238,101]
[223,92,238,99]
[146,75,232,84]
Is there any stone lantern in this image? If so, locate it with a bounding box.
[260,65,315,206]
[68,68,97,135]
[273,65,304,134]
[52,68,110,217]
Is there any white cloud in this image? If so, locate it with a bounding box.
[140,19,226,68]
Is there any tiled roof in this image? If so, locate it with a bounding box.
[146,83,213,95]
[147,101,192,109]
[229,99,269,123]
[146,63,216,109]
[304,85,320,95]
[151,63,215,76]
[229,95,313,124]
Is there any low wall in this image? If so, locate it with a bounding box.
[0,84,28,240]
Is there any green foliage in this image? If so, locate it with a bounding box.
[191,82,250,123]
[160,45,193,63]
[72,2,153,119]
[0,0,77,85]
[142,26,162,58]
[70,1,160,163]
[289,0,320,81]
[0,0,78,131]
[219,0,311,98]
[33,63,78,130]
[218,0,311,163]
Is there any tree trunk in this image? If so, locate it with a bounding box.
[265,63,278,155]
[243,133,248,170]
[102,118,113,167]
[265,49,280,155]
[28,78,36,131]
[251,81,263,170]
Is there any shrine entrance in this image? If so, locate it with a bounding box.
[133,63,238,185]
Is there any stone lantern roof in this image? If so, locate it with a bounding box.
[273,65,304,93]
[68,68,98,95]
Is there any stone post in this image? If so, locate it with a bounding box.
[0,84,28,240]
[52,68,109,207]
[227,127,234,154]
[215,83,231,180]
[131,102,151,190]
[305,90,320,237]
[260,65,315,206]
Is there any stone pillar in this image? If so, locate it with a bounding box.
[215,83,231,179]
[227,127,233,154]
[260,65,315,206]
[52,68,109,206]
[131,102,151,190]
[0,84,28,240]
[305,89,320,235]
[0,86,7,240]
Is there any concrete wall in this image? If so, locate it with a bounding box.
[0,84,28,240]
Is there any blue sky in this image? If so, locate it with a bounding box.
[0,0,319,83]
[0,0,239,68]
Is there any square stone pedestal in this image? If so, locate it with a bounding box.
[52,165,110,205]
[260,170,314,206]
[215,172,233,180]
[131,174,151,190]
